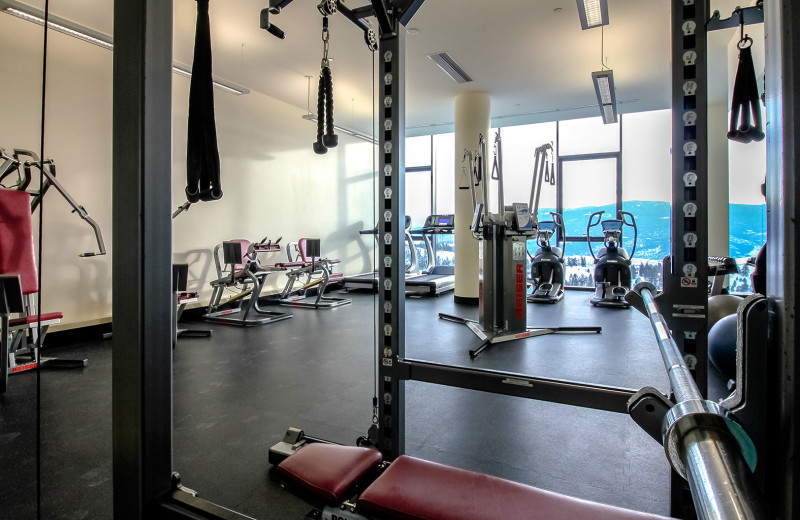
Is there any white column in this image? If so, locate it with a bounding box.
[454,91,490,301]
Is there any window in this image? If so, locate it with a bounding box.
[560,157,619,287]
[405,136,433,271]
[728,128,766,293]
[621,110,673,290]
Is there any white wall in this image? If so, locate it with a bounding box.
[0,14,376,329]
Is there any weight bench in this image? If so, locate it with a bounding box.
[274,238,351,309]
[277,442,674,520]
[204,238,292,326]
[172,263,212,348]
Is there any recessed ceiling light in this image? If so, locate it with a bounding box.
[406,27,419,35]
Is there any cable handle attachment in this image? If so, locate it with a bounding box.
[320,16,330,68]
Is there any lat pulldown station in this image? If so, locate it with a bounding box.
[440,135,600,357]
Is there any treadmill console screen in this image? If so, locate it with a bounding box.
[435,215,454,227]
[423,214,455,230]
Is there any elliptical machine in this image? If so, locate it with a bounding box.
[527,212,566,304]
[587,210,637,308]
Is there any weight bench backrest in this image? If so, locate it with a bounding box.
[0,190,38,295]
[296,238,322,263]
[223,239,252,271]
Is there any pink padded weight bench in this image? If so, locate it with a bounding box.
[273,238,351,309]
[204,238,292,326]
[277,443,674,520]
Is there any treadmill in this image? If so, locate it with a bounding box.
[405,214,456,296]
[343,216,418,292]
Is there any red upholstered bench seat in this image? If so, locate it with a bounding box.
[9,312,63,328]
[357,455,674,520]
[277,443,383,504]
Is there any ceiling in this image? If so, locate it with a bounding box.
[13,0,748,136]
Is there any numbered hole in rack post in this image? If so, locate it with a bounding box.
[683,111,697,127]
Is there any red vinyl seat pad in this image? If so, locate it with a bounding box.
[357,455,675,520]
[9,312,63,328]
[277,443,383,505]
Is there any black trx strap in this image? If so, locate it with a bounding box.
[186,0,222,202]
[728,32,764,143]
[313,15,338,154]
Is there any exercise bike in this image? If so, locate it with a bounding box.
[527,212,565,304]
[587,210,637,308]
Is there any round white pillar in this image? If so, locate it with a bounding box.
[454,91,490,302]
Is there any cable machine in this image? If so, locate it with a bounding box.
[441,135,600,358]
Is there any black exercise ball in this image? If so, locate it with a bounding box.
[709,313,737,380]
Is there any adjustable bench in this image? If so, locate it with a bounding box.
[274,238,351,309]
[277,443,674,520]
[204,239,292,326]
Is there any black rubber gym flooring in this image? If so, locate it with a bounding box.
[1,289,711,519]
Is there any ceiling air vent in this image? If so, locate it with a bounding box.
[427,52,473,83]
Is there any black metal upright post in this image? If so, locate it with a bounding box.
[665,0,709,516]
[377,23,406,461]
[112,0,174,518]
[764,1,800,517]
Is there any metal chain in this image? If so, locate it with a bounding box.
[321,17,330,67]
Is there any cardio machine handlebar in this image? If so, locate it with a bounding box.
[586,211,604,261]
[617,210,637,259]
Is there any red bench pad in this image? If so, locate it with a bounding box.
[357,456,673,520]
[9,312,63,327]
[277,443,383,505]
